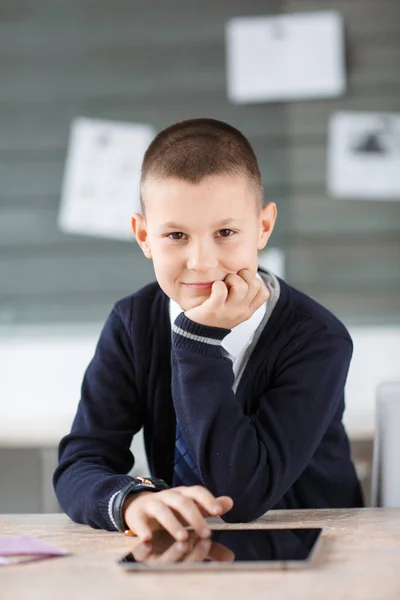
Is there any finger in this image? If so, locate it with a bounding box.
[162,492,211,539]
[148,540,190,564]
[249,283,270,313]
[193,495,233,518]
[182,538,211,563]
[224,273,248,303]
[209,280,228,306]
[126,512,154,543]
[178,486,233,517]
[237,270,266,304]
[207,541,235,563]
[235,268,254,284]
[248,279,267,306]
[214,496,234,514]
[132,541,155,562]
[142,501,190,542]
[142,530,175,554]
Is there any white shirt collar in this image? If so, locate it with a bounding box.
[169,273,267,360]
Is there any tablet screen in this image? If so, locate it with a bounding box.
[118,528,323,571]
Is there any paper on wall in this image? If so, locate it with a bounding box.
[58,117,156,240]
[327,112,400,200]
[226,10,345,103]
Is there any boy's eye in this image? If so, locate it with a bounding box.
[217,229,235,238]
[168,232,187,240]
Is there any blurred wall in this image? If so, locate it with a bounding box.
[1,0,398,328]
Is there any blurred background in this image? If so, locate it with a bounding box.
[1,0,399,513]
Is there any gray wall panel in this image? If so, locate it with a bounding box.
[289,193,400,236]
[288,237,400,286]
[287,96,400,137]
[1,251,151,296]
[0,160,64,196]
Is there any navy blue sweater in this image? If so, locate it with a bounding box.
[54,274,363,529]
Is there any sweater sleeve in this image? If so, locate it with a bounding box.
[171,312,353,523]
[53,305,144,530]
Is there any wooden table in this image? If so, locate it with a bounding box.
[1,509,400,600]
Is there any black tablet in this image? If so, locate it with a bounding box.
[118,527,323,571]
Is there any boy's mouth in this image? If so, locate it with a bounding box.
[183,281,214,290]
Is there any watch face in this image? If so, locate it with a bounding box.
[136,477,153,486]
[135,477,169,490]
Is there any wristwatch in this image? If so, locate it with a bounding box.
[112,476,170,533]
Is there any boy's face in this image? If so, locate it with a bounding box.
[132,174,276,311]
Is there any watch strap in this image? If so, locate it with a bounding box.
[112,476,170,532]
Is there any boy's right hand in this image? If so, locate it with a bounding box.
[123,486,233,543]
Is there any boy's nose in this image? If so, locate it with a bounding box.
[186,241,218,271]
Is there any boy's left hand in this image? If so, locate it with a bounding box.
[185,269,269,330]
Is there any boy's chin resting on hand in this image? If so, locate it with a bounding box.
[184,269,269,330]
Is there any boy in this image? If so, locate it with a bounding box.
[54,118,363,544]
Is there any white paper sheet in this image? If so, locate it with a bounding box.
[58,117,156,240]
[328,112,400,200]
[226,10,345,103]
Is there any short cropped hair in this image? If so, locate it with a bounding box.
[140,118,263,212]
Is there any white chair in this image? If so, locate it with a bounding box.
[371,382,400,507]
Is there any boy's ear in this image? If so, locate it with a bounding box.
[131,213,152,259]
[257,202,277,250]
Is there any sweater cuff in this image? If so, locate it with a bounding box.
[97,475,134,530]
[172,312,231,358]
